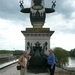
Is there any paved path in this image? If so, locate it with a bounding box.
[0,63,75,75]
[0,63,49,75]
[0,63,20,75]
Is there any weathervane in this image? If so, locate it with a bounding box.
[19,0,56,28]
[52,0,56,9]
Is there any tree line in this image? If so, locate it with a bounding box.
[0,48,75,57]
[0,50,23,56]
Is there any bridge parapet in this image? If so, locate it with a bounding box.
[0,54,13,59]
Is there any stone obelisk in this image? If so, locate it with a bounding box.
[19,0,56,73]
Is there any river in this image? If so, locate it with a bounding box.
[67,57,75,67]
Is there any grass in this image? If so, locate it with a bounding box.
[55,72,75,75]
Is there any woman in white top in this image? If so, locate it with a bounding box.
[18,51,31,75]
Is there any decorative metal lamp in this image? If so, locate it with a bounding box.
[32,0,43,10]
[19,0,56,13]
[19,0,56,28]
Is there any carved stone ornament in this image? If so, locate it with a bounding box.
[27,41,48,73]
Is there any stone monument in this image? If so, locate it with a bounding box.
[19,0,56,73]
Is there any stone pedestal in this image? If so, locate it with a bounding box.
[21,28,54,55]
[21,28,54,73]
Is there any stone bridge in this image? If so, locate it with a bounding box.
[0,54,13,59]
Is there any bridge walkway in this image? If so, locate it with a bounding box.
[0,63,75,75]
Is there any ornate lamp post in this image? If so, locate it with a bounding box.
[19,0,56,73]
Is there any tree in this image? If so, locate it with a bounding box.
[0,50,13,54]
[53,47,69,67]
[13,50,23,55]
[69,48,75,57]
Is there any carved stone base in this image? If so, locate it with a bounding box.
[27,41,48,73]
[27,73,49,75]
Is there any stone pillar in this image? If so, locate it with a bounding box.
[21,28,54,73]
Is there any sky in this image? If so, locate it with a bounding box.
[0,0,75,51]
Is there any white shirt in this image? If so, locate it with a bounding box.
[24,58,27,67]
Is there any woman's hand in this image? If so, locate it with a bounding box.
[26,55,31,60]
[28,56,31,60]
[21,63,24,68]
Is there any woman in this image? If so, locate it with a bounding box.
[18,51,31,75]
[47,49,56,75]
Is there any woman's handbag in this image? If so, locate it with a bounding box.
[16,63,21,70]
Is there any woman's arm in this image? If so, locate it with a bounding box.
[18,56,24,67]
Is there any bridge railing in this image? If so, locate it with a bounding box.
[0,54,13,59]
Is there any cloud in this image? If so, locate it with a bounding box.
[51,32,75,51]
[0,0,31,13]
[0,0,31,20]
[71,12,75,18]
[0,0,73,20]
[0,0,75,50]
[0,18,26,50]
[63,0,75,9]
[44,12,75,50]
[0,0,74,20]
[55,0,75,18]
[44,12,75,34]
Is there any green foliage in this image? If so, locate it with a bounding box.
[13,50,23,55]
[0,50,23,55]
[69,48,75,57]
[53,47,69,67]
[0,50,23,59]
[0,50,14,54]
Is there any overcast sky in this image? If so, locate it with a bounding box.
[0,0,75,51]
